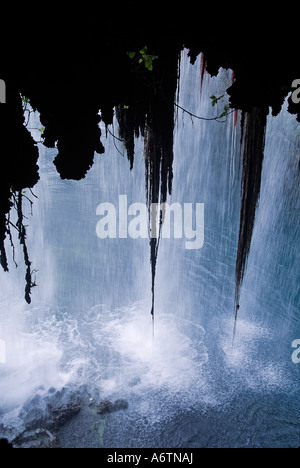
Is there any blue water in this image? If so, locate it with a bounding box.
[0,50,299,448]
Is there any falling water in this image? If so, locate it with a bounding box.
[0,50,299,447]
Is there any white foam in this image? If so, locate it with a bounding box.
[97,305,209,394]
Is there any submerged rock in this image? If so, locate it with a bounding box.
[96,399,128,415]
[113,399,129,412]
[18,387,83,434]
[11,428,60,449]
[47,402,82,431]
[11,386,128,448]
[45,387,83,430]
[96,400,113,415]
[19,394,48,429]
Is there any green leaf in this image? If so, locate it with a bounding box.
[144,57,151,69]
[219,110,228,118]
[127,51,136,59]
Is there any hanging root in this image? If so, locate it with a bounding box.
[0,239,8,272]
[233,106,268,341]
[15,190,36,304]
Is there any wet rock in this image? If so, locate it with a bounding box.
[19,387,83,433]
[96,399,128,415]
[19,394,47,429]
[96,400,113,415]
[45,387,83,430]
[11,428,60,449]
[47,402,82,431]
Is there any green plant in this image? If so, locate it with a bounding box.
[210,94,224,106]
[127,46,158,71]
[210,95,231,119]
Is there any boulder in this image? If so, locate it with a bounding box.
[11,429,60,449]
[96,399,128,415]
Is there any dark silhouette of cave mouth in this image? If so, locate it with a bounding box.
[0,13,299,318]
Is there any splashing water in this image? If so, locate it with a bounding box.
[0,50,299,447]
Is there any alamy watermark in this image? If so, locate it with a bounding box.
[291,339,300,364]
[291,79,300,104]
[0,79,6,103]
[96,195,204,250]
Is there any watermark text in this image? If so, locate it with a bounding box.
[96,195,204,250]
[0,79,6,103]
[291,79,300,104]
[291,339,300,364]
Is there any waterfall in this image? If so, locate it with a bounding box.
[0,50,299,448]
